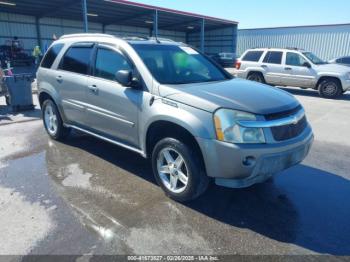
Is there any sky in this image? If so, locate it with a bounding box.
[128,0,350,29]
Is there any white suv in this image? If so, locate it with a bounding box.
[235,48,350,98]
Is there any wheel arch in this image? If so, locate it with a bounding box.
[145,120,206,173]
[316,76,342,90]
[38,91,67,123]
[247,70,265,80]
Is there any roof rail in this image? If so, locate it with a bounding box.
[148,37,175,42]
[285,47,304,51]
[60,33,115,39]
[122,36,149,41]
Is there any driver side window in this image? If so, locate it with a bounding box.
[94,47,132,81]
[286,52,308,67]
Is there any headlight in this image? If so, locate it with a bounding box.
[214,109,265,144]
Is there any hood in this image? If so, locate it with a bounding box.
[159,78,300,115]
[316,63,350,74]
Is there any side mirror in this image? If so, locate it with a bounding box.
[115,70,132,86]
[115,70,142,88]
[303,62,312,68]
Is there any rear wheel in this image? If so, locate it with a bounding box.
[151,138,209,202]
[42,99,70,140]
[318,79,342,99]
[247,72,265,83]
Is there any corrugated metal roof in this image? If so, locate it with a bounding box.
[0,0,237,32]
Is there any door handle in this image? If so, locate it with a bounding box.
[56,76,63,83]
[88,85,98,94]
[284,67,292,71]
[261,65,268,68]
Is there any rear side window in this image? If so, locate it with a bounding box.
[242,51,264,62]
[41,44,64,69]
[59,45,93,75]
[263,51,283,64]
[94,48,132,81]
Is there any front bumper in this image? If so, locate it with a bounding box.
[196,126,313,188]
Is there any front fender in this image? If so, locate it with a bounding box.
[139,98,216,153]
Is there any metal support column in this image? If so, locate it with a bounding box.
[153,9,158,38]
[82,0,88,33]
[35,16,42,49]
[200,18,205,53]
[232,25,238,54]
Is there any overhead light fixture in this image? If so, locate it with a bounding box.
[145,20,154,24]
[87,13,98,17]
[0,1,16,6]
[187,26,195,29]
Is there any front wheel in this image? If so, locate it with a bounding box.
[42,99,70,140]
[318,79,342,99]
[151,138,209,202]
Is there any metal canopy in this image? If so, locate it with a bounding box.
[0,0,237,32]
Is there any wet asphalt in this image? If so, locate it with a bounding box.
[0,88,350,256]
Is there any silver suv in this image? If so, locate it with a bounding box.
[37,34,313,201]
[235,48,350,98]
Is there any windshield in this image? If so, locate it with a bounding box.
[302,52,327,65]
[131,43,230,85]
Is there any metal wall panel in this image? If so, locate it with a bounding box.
[0,12,37,53]
[237,24,350,60]
[188,25,237,55]
[0,11,237,57]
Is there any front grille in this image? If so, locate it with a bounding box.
[265,105,302,121]
[270,116,307,141]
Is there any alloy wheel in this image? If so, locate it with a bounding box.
[156,147,189,194]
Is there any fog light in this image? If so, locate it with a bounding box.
[242,156,256,167]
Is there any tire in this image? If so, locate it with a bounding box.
[42,99,70,140]
[151,138,209,202]
[247,72,265,83]
[318,79,342,99]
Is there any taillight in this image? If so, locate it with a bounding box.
[235,61,241,70]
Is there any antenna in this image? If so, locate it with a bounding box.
[154,9,161,43]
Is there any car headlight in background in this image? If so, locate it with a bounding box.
[214,109,265,144]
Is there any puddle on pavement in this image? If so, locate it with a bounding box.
[3,123,348,255]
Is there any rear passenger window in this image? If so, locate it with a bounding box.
[59,45,93,75]
[94,48,132,81]
[263,51,283,64]
[41,44,64,69]
[242,51,264,62]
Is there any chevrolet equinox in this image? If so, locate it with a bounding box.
[37,34,314,202]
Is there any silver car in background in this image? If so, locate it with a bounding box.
[329,56,350,67]
[37,34,313,201]
[235,48,350,98]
